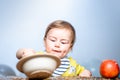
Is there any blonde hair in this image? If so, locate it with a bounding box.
[44,20,76,48]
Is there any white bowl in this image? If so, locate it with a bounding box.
[16,54,61,79]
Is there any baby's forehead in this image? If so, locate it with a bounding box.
[49,28,72,33]
[48,28,72,35]
[47,28,73,39]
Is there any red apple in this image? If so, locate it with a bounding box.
[100,59,119,78]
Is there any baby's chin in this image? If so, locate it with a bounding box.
[51,53,65,58]
[52,54,61,58]
[47,52,61,58]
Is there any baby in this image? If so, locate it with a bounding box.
[16,20,92,77]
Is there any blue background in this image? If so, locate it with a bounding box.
[0,0,120,77]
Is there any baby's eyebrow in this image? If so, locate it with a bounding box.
[61,39,69,41]
[61,39,70,43]
[48,36,56,39]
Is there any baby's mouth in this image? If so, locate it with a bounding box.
[52,50,61,53]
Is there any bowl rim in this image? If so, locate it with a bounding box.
[16,54,61,73]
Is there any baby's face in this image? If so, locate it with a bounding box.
[44,28,72,58]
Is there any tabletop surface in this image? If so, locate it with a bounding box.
[0,76,119,80]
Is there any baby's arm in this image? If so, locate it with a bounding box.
[16,48,36,59]
[79,69,92,77]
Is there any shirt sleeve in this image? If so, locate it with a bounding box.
[62,57,85,76]
[69,57,85,75]
[76,63,85,75]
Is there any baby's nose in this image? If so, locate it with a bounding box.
[55,42,60,48]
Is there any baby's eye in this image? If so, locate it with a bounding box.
[48,37,56,42]
[50,39,56,42]
[61,41,69,44]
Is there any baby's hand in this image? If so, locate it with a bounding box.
[16,48,36,59]
[79,69,92,77]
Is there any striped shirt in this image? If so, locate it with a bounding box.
[52,56,70,76]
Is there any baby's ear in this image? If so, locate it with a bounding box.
[44,38,47,48]
[70,43,73,50]
[68,47,72,54]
